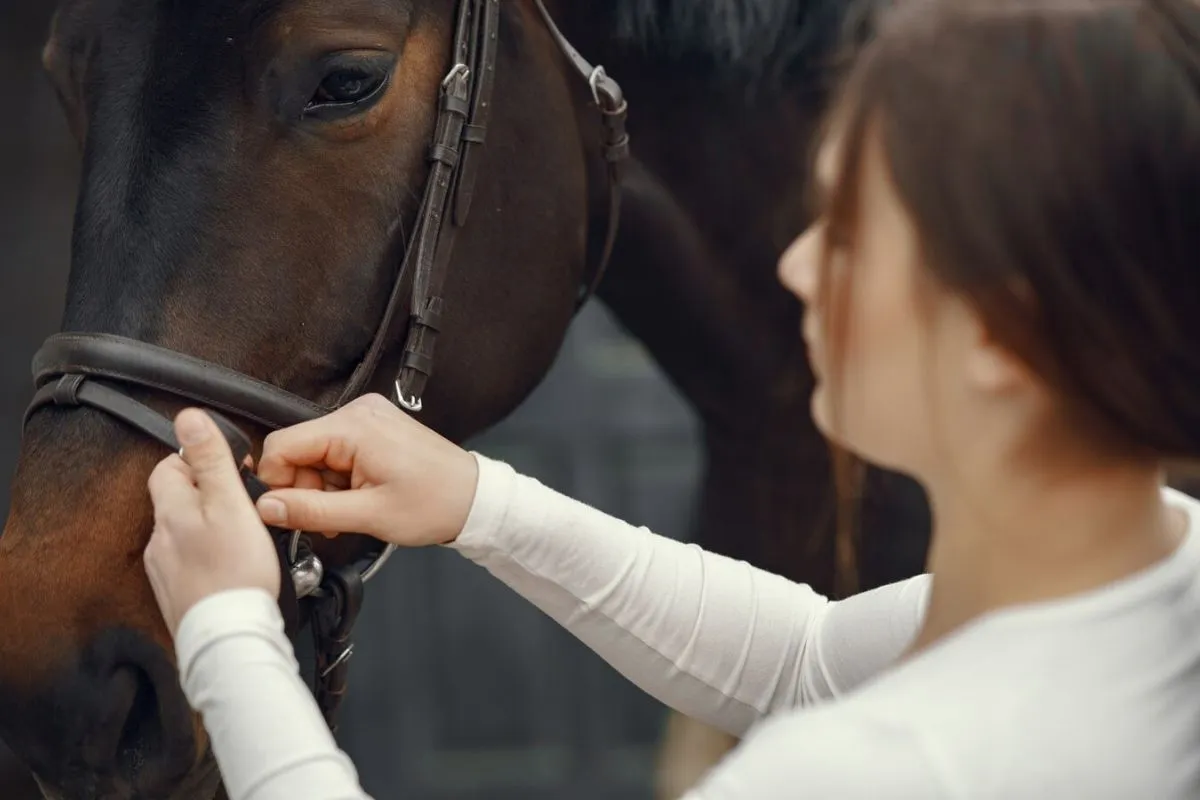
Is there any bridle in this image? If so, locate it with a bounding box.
[25,0,627,733]
[20,0,627,732]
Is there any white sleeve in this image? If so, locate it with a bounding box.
[681,705,953,799]
[174,589,372,800]
[449,454,931,737]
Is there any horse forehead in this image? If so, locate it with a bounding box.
[57,0,419,61]
[54,0,255,46]
[70,0,424,158]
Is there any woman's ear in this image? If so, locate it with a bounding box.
[963,311,1033,396]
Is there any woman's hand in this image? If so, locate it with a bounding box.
[145,409,281,636]
[254,394,479,548]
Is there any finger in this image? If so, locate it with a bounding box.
[258,416,355,487]
[296,470,337,541]
[147,454,200,512]
[289,469,342,539]
[143,530,174,580]
[321,469,351,492]
[175,409,245,505]
[293,466,327,493]
[146,571,179,636]
[306,471,348,539]
[256,486,386,536]
[143,532,178,627]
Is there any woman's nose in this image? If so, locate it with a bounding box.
[777,225,821,304]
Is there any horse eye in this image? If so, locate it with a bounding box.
[305,66,389,116]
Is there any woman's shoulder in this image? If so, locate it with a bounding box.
[813,551,1200,797]
[709,617,1194,800]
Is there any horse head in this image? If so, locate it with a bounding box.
[0,0,624,796]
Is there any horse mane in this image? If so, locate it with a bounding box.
[609,0,882,88]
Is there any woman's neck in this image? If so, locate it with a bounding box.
[909,455,1181,653]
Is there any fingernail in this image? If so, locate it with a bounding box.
[258,497,287,525]
[176,410,212,446]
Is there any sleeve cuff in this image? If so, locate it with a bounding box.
[174,588,290,687]
[446,452,519,557]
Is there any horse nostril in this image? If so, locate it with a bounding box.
[113,666,164,780]
[13,629,200,797]
[83,664,172,786]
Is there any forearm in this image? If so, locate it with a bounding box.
[175,590,371,800]
[450,454,930,736]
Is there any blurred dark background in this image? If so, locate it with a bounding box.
[1,4,703,797]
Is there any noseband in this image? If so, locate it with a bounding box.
[21,0,627,732]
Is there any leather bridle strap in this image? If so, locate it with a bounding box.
[329,0,497,413]
[31,332,328,429]
[383,0,629,413]
[392,0,498,411]
[26,373,247,455]
[532,0,629,308]
[453,0,500,228]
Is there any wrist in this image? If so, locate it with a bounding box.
[444,453,518,551]
[175,588,287,686]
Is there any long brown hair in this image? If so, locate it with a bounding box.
[814,0,1200,590]
[822,0,1200,454]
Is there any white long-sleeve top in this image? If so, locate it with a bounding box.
[175,454,1200,799]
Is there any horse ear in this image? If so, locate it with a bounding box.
[42,6,90,147]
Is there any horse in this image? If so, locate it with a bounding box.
[0,0,932,797]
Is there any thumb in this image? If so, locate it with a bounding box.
[256,487,388,538]
[175,408,244,502]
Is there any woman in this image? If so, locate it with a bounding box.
[145,0,1200,797]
